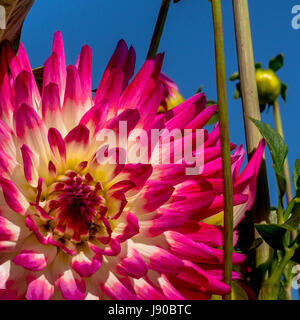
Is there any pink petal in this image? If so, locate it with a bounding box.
[133,278,165,300]
[95,67,124,109]
[48,127,66,166]
[118,60,154,112]
[14,71,35,110]
[13,235,57,271]
[116,246,148,279]
[62,65,84,130]
[139,210,188,237]
[113,212,139,242]
[77,44,92,108]
[52,252,86,300]
[0,176,28,215]
[134,242,183,275]
[14,103,49,163]
[80,102,109,137]
[0,260,11,289]
[163,93,206,131]
[52,31,67,103]
[26,274,54,300]
[42,83,66,133]
[100,272,135,300]
[138,180,174,212]
[174,260,231,295]
[71,249,102,278]
[20,144,39,186]
[0,120,16,158]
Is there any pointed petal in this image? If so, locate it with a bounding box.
[77,45,92,108]
[14,103,50,164]
[42,83,66,134]
[62,65,83,131]
[52,252,86,300]
[0,177,28,215]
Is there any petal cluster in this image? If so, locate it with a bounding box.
[0,32,264,300]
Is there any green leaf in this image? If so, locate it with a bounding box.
[206,100,217,106]
[229,72,240,81]
[284,198,297,220]
[250,118,288,173]
[206,112,219,126]
[269,54,284,72]
[293,159,300,190]
[283,203,300,231]
[255,62,262,70]
[233,83,241,99]
[205,100,218,125]
[280,82,288,103]
[255,224,287,250]
[247,238,263,253]
[276,172,287,197]
[231,282,250,300]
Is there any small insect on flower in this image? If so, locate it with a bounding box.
[0,32,264,300]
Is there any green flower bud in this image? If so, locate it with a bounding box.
[255,69,281,105]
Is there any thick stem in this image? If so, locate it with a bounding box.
[147,0,171,59]
[272,100,293,204]
[210,0,234,300]
[259,247,295,300]
[232,0,271,269]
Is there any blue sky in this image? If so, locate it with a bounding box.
[21,0,299,299]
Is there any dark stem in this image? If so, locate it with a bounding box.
[147,0,171,59]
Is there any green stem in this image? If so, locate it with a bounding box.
[147,0,171,59]
[272,100,293,204]
[276,173,285,225]
[259,247,295,300]
[232,0,271,269]
[273,99,297,299]
[210,0,234,300]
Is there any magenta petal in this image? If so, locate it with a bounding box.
[26,275,54,300]
[77,44,92,106]
[116,248,148,279]
[20,144,38,186]
[48,127,66,163]
[0,177,28,214]
[71,250,102,278]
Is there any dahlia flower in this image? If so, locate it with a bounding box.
[0,32,264,300]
